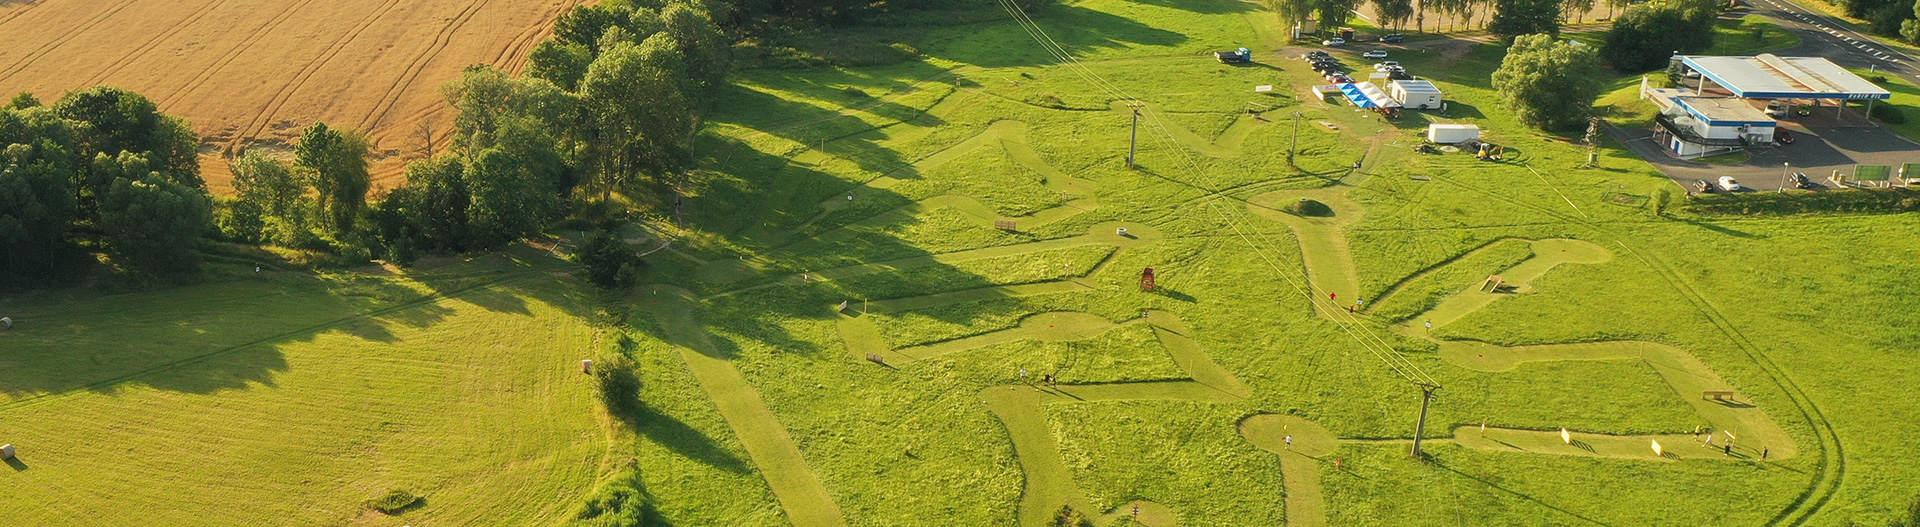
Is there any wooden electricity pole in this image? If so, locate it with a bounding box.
[1127,107,1141,169]
[1289,112,1303,163]
[1410,383,1440,459]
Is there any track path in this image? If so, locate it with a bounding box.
[1247,185,1796,462]
[640,286,849,527]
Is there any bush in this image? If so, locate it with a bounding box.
[1053,505,1093,527]
[1286,198,1335,217]
[570,475,650,527]
[1869,103,1905,124]
[593,353,643,425]
[365,489,420,514]
[1685,187,1920,216]
[843,86,870,98]
[577,228,640,289]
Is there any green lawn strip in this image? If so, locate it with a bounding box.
[1365,238,1536,323]
[639,286,849,527]
[1243,187,1368,302]
[1706,15,1802,55]
[1240,414,1336,527]
[1410,238,1613,328]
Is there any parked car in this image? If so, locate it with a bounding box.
[1790,172,1812,189]
[1323,38,1347,47]
[1383,33,1406,43]
[1695,179,1715,193]
[1363,50,1389,59]
[1718,176,1743,191]
[1774,128,1794,144]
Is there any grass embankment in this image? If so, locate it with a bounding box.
[0,252,616,526]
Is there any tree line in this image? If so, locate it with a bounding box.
[1261,0,1636,34]
[0,0,730,287]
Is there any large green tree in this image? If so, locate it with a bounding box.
[1492,33,1602,131]
[1488,0,1560,39]
[0,142,78,279]
[580,35,695,197]
[51,87,200,189]
[226,150,311,245]
[1376,0,1416,31]
[294,122,371,236]
[99,175,212,275]
[1601,1,1715,72]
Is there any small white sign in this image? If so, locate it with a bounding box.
[1255,85,1274,93]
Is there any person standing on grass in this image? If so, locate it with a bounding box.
[1425,320,1433,331]
[1284,435,1293,449]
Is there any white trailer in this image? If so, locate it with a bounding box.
[1427,124,1481,144]
[1390,80,1444,110]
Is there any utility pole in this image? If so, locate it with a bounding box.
[1410,383,1440,459]
[1127,106,1141,169]
[1779,162,1790,193]
[1290,112,1303,162]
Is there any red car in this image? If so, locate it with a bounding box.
[1775,128,1794,145]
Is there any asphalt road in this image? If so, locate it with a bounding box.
[1744,0,1920,85]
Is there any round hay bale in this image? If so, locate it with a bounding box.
[1286,199,1335,217]
[1,316,11,330]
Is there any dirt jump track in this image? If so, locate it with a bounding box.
[0,0,584,192]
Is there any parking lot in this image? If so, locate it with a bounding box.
[1611,113,1920,193]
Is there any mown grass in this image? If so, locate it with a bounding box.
[0,254,615,526]
[1706,15,1802,56]
[615,0,1920,521]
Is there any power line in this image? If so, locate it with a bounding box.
[991,0,1440,388]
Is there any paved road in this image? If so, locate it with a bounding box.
[1744,0,1920,85]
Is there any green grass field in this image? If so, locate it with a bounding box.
[8,1,1920,526]
[0,251,620,525]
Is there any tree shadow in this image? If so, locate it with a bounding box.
[631,403,752,475]
[1431,457,1618,527]
[0,248,591,402]
[919,4,1188,68]
[1123,0,1255,14]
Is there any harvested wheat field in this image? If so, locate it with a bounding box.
[0,0,584,193]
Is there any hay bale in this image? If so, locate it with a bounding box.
[1,444,14,459]
[581,359,593,374]
[0,316,10,330]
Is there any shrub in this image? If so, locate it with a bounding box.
[592,353,643,425]
[1286,198,1335,217]
[1052,505,1093,527]
[1685,187,1920,216]
[577,228,640,289]
[570,475,649,527]
[1869,103,1905,124]
[365,489,420,514]
[843,86,870,98]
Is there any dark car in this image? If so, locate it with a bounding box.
[1695,179,1714,193]
[1383,33,1406,43]
[1790,172,1812,189]
[1775,128,1794,145]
